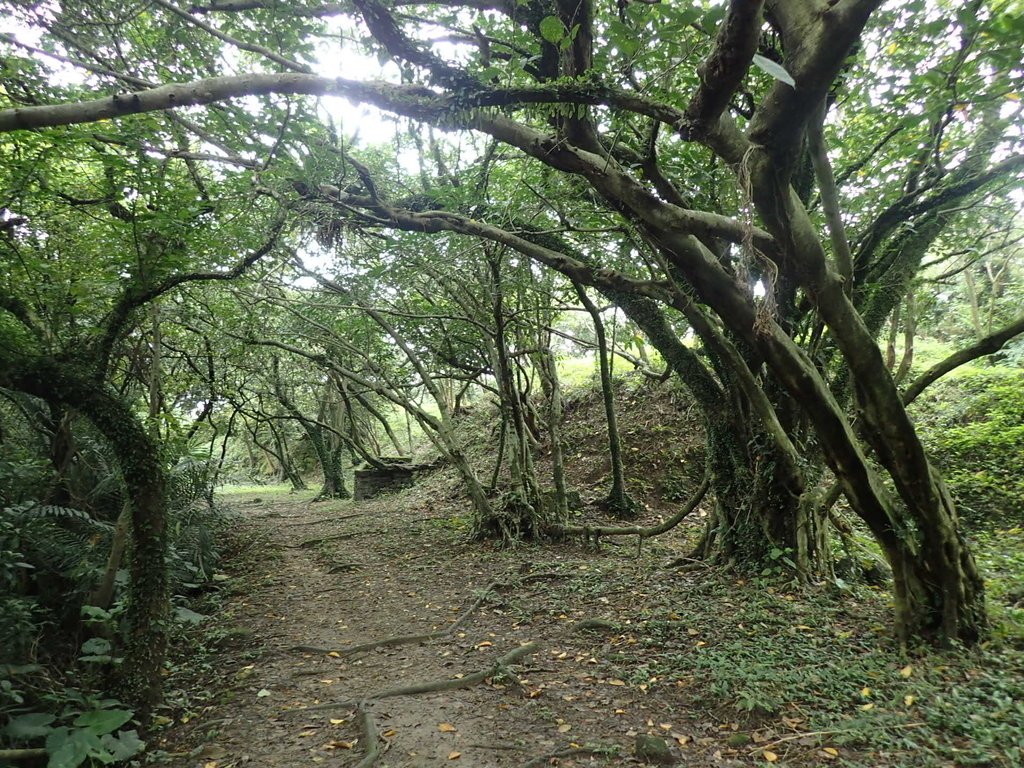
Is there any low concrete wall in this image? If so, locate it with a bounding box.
[354,464,415,501]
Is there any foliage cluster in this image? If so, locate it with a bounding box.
[0,406,228,763]
[911,367,1024,522]
[633,572,1024,767]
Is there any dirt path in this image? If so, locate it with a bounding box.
[154,490,737,768]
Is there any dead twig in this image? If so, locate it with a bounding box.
[289,513,363,527]
[287,531,363,549]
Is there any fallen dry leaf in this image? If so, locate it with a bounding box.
[448,751,461,760]
[764,750,779,762]
[557,724,571,733]
[438,723,457,733]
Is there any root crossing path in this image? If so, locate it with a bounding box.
[157,490,721,768]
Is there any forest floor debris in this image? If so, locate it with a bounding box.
[148,485,1023,768]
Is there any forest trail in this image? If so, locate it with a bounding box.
[155,488,731,768]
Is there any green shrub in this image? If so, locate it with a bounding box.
[912,367,1024,521]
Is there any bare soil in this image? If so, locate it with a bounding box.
[150,483,765,768]
[146,381,1024,768]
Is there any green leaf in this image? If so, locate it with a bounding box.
[174,606,208,625]
[72,709,133,736]
[751,54,795,87]
[539,15,566,44]
[46,727,99,768]
[80,605,113,623]
[100,729,146,760]
[4,712,56,739]
[80,637,112,656]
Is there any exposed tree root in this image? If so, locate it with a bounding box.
[287,531,364,549]
[327,562,363,573]
[521,743,621,767]
[290,579,505,655]
[290,642,541,715]
[354,701,385,768]
[553,476,709,551]
[305,643,539,767]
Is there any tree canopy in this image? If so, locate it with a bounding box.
[2,0,1024,710]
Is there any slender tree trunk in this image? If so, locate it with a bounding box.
[45,405,77,507]
[259,420,306,491]
[537,343,569,521]
[574,282,635,518]
[894,289,916,384]
[475,255,543,540]
[963,269,984,341]
[488,410,508,492]
[90,501,131,610]
[885,300,902,370]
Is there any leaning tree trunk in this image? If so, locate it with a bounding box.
[268,422,307,491]
[739,154,987,644]
[4,358,169,717]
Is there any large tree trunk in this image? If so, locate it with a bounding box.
[306,424,350,500]
[3,358,169,717]
[610,292,815,569]
[741,158,987,644]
